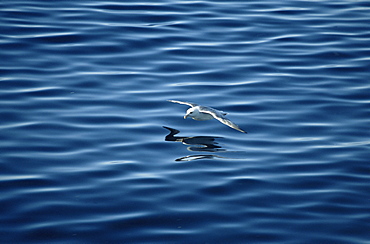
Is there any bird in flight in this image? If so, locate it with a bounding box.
[168,100,247,133]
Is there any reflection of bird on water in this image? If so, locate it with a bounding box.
[175,154,227,162]
[163,126,224,152]
[168,100,247,133]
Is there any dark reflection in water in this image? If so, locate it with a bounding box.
[163,126,223,151]
[163,126,227,161]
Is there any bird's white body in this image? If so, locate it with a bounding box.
[168,100,246,133]
[185,107,216,120]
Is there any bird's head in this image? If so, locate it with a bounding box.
[184,107,198,119]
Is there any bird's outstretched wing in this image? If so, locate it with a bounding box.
[168,100,198,107]
[199,107,247,133]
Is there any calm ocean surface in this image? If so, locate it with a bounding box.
[1,0,369,243]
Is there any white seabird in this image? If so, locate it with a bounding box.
[168,100,247,133]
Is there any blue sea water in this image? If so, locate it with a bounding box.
[1,0,369,243]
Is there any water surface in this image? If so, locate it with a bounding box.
[1,0,369,243]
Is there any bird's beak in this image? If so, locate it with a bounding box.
[184,114,188,119]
